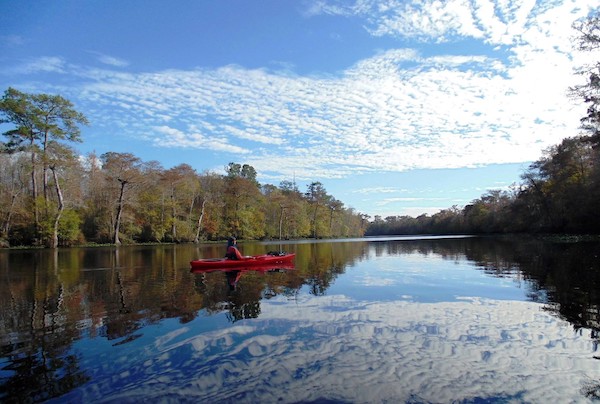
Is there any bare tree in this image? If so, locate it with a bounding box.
[101,152,142,245]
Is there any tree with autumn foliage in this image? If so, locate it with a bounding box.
[0,87,88,245]
[0,92,365,246]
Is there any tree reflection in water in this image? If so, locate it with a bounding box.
[1,237,600,401]
[0,250,89,402]
[465,237,600,344]
[192,266,297,323]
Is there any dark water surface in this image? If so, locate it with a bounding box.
[1,236,600,403]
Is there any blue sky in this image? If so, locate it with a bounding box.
[0,0,597,218]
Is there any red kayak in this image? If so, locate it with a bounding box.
[190,263,295,274]
[190,253,295,270]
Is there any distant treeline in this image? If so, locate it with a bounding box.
[0,92,368,247]
[0,126,368,247]
[367,134,600,236]
[368,14,600,237]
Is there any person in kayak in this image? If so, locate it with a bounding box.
[226,237,244,260]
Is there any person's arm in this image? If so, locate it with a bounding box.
[227,246,244,260]
[233,247,244,260]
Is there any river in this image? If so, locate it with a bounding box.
[1,236,599,403]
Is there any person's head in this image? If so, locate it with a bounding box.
[227,236,236,246]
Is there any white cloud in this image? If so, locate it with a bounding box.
[3,1,596,184]
[66,37,582,179]
[12,56,67,74]
[88,51,130,67]
[73,295,600,402]
[353,186,408,194]
[376,197,450,205]
[154,125,249,154]
[374,206,448,217]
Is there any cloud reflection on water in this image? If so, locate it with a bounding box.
[75,294,600,403]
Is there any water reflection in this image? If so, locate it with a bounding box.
[134,295,597,403]
[0,237,599,402]
[191,265,296,322]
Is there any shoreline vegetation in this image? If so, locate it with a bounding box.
[3,233,600,251]
[1,14,599,249]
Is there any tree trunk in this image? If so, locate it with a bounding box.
[1,191,19,240]
[329,208,334,236]
[279,205,285,240]
[194,199,206,243]
[43,166,49,214]
[312,205,319,238]
[188,193,196,221]
[113,179,127,245]
[49,166,64,248]
[171,192,177,242]
[43,129,49,209]
[30,147,39,234]
[160,191,165,241]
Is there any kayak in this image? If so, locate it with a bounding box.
[190,252,295,270]
[190,263,295,274]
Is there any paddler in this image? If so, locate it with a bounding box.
[225,236,243,260]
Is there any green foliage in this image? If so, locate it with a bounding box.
[366,133,600,236]
[0,146,367,246]
[58,209,82,246]
[1,87,87,245]
[237,207,265,240]
[136,184,167,242]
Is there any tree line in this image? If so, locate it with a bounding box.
[0,90,367,247]
[368,13,600,237]
[368,133,600,237]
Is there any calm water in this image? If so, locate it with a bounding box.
[1,236,600,403]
